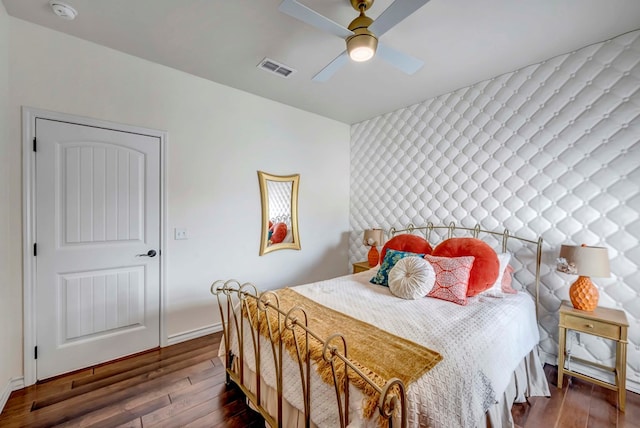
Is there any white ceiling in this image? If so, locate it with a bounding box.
[3,0,640,124]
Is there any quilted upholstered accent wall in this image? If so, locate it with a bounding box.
[350,30,640,391]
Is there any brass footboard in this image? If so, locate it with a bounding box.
[211,279,407,428]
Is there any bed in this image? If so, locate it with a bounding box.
[213,223,551,427]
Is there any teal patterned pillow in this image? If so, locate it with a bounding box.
[370,249,426,286]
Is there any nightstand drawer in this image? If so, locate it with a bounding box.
[562,315,620,339]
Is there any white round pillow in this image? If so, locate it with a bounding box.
[388,256,436,300]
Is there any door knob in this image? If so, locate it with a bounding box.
[137,250,157,257]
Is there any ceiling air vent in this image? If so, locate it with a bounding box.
[257,58,296,79]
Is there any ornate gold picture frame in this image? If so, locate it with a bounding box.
[258,171,300,256]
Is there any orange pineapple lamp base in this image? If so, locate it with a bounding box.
[569,275,599,311]
[367,246,380,267]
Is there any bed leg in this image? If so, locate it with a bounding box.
[226,351,234,386]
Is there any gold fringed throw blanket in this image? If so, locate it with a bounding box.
[243,287,442,423]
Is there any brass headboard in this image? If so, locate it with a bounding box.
[388,222,543,320]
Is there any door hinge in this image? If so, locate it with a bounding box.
[33,137,37,152]
[34,346,38,360]
[33,243,37,257]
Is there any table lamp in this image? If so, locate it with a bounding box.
[557,244,610,311]
[363,228,384,267]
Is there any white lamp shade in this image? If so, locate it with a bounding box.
[363,229,384,247]
[558,244,610,277]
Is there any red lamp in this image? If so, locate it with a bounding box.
[557,244,610,311]
[363,228,384,267]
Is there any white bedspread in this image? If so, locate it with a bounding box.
[233,269,541,428]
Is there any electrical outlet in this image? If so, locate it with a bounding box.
[174,228,188,240]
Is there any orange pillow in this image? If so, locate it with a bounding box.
[432,237,499,297]
[270,222,287,244]
[380,234,433,262]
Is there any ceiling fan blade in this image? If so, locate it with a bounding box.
[279,0,352,39]
[376,43,424,75]
[369,0,430,37]
[312,51,349,82]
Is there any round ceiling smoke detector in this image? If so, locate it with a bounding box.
[49,1,77,20]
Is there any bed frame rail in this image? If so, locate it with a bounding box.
[211,279,406,428]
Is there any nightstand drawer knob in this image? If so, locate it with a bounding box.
[585,324,594,329]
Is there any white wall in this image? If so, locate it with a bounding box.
[5,17,350,383]
[0,0,20,407]
[349,30,640,391]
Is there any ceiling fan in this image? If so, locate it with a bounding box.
[279,0,430,82]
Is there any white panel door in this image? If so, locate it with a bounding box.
[35,118,161,380]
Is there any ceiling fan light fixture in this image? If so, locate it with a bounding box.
[346,32,378,62]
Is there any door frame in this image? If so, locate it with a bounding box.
[22,107,168,386]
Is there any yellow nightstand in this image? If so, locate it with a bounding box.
[557,300,629,411]
[352,261,374,274]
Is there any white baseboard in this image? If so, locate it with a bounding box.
[538,349,640,394]
[166,322,222,346]
[1,377,25,414]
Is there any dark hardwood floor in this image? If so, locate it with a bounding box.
[1,332,637,427]
[512,364,640,428]
[0,333,263,428]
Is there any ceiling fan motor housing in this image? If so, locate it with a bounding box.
[346,8,378,62]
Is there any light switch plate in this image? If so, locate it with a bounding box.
[174,228,188,240]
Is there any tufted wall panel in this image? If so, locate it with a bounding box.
[349,30,640,391]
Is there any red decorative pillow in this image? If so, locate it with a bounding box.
[424,254,475,305]
[271,222,287,244]
[501,265,517,294]
[380,235,433,262]
[432,238,499,297]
